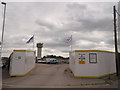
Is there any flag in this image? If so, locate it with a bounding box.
[26,35,34,44]
[65,35,73,51]
[65,35,72,44]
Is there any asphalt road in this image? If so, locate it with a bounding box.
[2,64,118,88]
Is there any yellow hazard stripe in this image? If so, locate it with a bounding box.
[75,72,116,78]
[13,50,34,52]
[74,50,114,53]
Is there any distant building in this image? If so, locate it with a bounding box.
[36,43,43,59]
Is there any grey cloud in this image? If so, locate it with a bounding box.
[62,50,69,53]
[36,20,55,29]
[105,38,114,45]
[43,48,53,54]
[78,18,113,31]
[44,42,66,49]
[1,2,116,57]
[67,3,87,10]
[3,35,33,51]
[64,2,113,32]
[74,43,98,50]
[65,3,87,22]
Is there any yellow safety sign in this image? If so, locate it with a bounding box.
[79,61,85,64]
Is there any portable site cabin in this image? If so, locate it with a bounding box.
[69,50,116,78]
[9,50,36,76]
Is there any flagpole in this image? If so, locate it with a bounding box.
[0,2,6,66]
[70,45,72,52]
[33,35,34,51]
[70,35,73,52]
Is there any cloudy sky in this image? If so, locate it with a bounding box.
[0,1,120,57]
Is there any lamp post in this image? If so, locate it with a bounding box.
[0,2,6,61]
[1,2,6,49]
[113,5,120,77]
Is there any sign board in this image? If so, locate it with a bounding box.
[78,54,86,64]
[78,61,85,64]
[89,53,97,63]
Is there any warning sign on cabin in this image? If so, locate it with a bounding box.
[79,61,85,64]
[78,54,86,64]
[78,54,85,60]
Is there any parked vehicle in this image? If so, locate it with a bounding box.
[37,60,43,63]
[37,59,46,64]
[49,59,59,64]
[46,58,59,64]
[41,60,46,64]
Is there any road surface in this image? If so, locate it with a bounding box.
[2,64,118,88]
